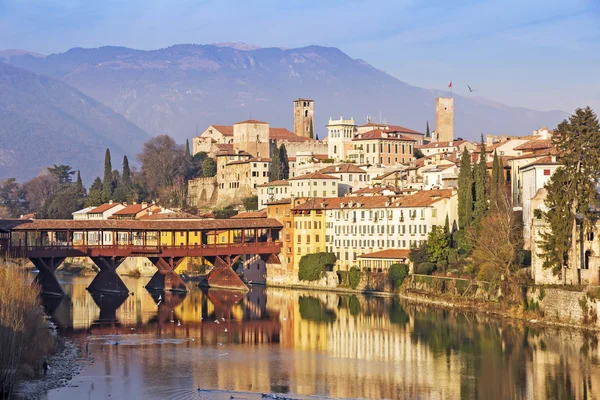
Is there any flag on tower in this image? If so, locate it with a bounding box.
[448,81,453,88]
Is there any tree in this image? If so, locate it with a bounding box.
[122,156,132,187]
[40,184,86,219]
[279,144,290,180]
[414,148,424,159]
[490,151,502,211]
[23,173,59,212]
[76,170,83,189]
[86,177,104,207]
[137,135,187,197]
[425,121,431,138]
[0,178,28,217]
[213,205,237,219]
[458,149,473,228]
[187,152,207,179]
[539,107,600,281]
[269,150,281,181]
[298,252,337,281]
[47,164,75,184]
[409,241,429,265]
[473,139,488,223]
[427,226,450,270]
[202,157,216,177]
[185,139,191,157]
[102,149,113,202]
[242,195,258,211]
[389,263,410,288]
[309,120,314,139]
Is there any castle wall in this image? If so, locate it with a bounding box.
[436,98,454,142]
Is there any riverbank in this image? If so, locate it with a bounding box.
[14,337,84,400]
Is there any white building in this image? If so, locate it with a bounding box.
[257,180,291,209]
[317,164,370,196]
[327,117,357,161]
[288,172,340,198]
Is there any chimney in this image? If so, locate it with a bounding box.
[501,134,508,142]
[148,211,153,216]
[486,134,493,145]
[109,200,113,204]
[141,202,148,208]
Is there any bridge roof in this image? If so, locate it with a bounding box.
[4,218,282,232]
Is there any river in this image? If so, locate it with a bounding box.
[38,275,599,400]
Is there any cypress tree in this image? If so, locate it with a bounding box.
[185,139,191,157]
[279,144,290,180]
[102,148,112,202]
[76,170,83,188]
[122,156,131,186]
[458,149,473,229]
[473,138,487,222]
[269,150,281,181]
[444,214,450,234]
[490,151,500,210]
[425,121,431,138]
[309,120,314,139]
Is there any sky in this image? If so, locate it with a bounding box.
[0,0,598,114]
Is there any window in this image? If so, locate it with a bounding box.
[544,169,551,176]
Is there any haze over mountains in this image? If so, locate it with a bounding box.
[0,63,148,182]
[1,42,568,182]
[7,43,567,142]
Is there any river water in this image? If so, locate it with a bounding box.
[39,275,599,400]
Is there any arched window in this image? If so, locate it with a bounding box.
[304,110,308,117]
[334,145,337,154]
[584,250,592,269]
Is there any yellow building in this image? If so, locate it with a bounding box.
[290,198,327,270]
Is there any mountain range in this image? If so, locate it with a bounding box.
[1,43,568,182]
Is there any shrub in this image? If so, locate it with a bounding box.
[242,195,258,211]
[389,263,410,288]
[298,252,337,281]
[348,267,361,289]
[417,262,435,275]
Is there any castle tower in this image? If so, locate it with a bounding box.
[435,97,454,142]
[327,116,356,161]
[233,119,270,158]
[294,98,314,139]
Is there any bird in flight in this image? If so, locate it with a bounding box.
[467,85,478,92]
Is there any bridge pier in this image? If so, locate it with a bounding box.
[30,257,65,296]
[146,257,187,292]
[202,255,248,291]
[87,256,129,294]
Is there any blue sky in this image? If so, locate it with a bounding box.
[0,0,598,114]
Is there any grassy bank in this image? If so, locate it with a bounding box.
[0,266,56,398]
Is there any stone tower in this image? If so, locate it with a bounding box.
[233,120,270,158]
[294,98,314,139]
[435,97,454,142]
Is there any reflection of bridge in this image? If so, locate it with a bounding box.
[0,218,282,296]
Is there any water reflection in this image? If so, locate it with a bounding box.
[42,276,600,400]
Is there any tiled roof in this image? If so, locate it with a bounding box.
[358,249,410,259]
[513,139,553,151]
[256,179,290,187]
[138,211,205,220]
[292,189,454,210]
[372,170,404,180]
[111,204,152,216]
[88,202,121,214]
[353,186,404,195]
[269,128,309,142]
[8,218,283,231]
[234,119,268,125]
[231,211,267,219]
[318,164,367,174]
[211,125,234,136]
[353,129,415,142]
[266,198,292,205]
[215,143,234,152]
[417,140,467,149]
[288,172,340,181]
[359,122,423,135]
[521,156,559,169]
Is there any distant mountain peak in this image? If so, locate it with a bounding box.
[212,42,261,51]
[0,49,45,62]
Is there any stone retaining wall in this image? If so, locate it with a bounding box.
[529,287,600,326]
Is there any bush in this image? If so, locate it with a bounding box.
[348,267,361,289]
[242,195,258,211]
[298,296,336,322]
[348,295,361,316]
[298,252,337,281]
[417,262,435,275]
[389,263,410,288]
[213,205,237,219]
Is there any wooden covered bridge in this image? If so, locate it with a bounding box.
[0,218,282,296]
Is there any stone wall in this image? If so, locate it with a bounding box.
[187,176,218,208]
[281,140,328,158]
[529,287,600,326]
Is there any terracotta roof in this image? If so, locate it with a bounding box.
[372,170,404,180]
[353,186,404,195]
[111,204,153,216]
[417,140,467,149]
[359,122,423,135]
[231,211,267,219]
[256,179,290,187]
[318,164,367,174]
[234,119,268,125]
[292,189,454,210]
[19,213,36,220]
[358,249,410,259]
[8,218,282,231]
[217,149,252,157]
[269,128,309,142]
[313,154,329,160]
[88,202,122,214]
[353,129,416,142]
[211,125,234,136]
[288,172,340,181]
[513,139,553,151]
[215,143,234,152]
[266,198,292,205]
[521,156,560,169]
[138,211,206,220]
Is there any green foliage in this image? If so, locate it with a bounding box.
[298,252,337,281]
[389,298,409,325]
[0,178,28,217]
[389,263,409,288]
[458,149,473,228]
[425,120,431,138]
[473,139,488,223]
[279,144,290,180]
[269,147,281,181]
[242,195,258,211]
[540,107,600,276]
[348,266,361,289]
[309,120,314,139]
[539,287,546,301]
[490,151,500,210]
[414,148,424,159]
[40,183,86,219]
[185,138,191,157]
[409,241,430,265]
[122,156,132,186]
[202,157,217,177]
[417,262,436,275]
[427,225,450,270]
[298,296,336,322]
[213,205,237,219]
[86,177,104,207]
[102,148,113,202]
[348,295,361,316]
[187,152,207,179]
[47,164,75,185]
